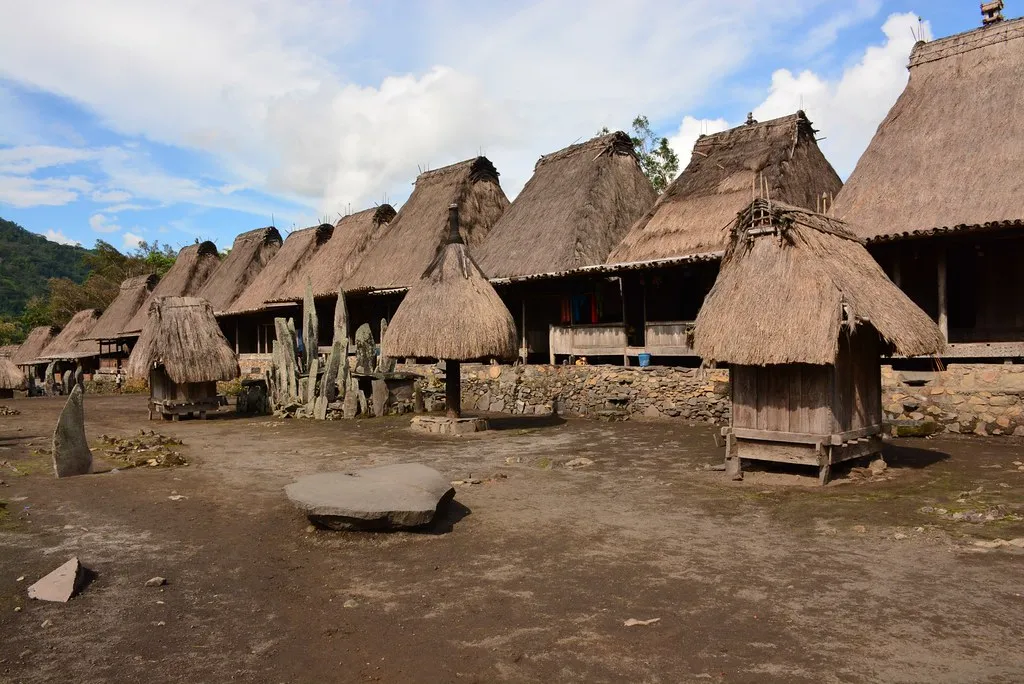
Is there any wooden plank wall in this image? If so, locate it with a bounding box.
[732,364,833,434]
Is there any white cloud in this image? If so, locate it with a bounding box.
[44,228,80,246]
[0,174,92,207]
[667,116,730,175]
[752,12,931,177]
[797,0,882,57]
[122,231,144,249]
[89,212,121,233]
[101,202,148,213]
[91,188,132,203]
[0,145,100,174]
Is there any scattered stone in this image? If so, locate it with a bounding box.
[343,599,358,608]
[868,458,887,475]
[16,575,24,582]
[27,557,87,602]
[14,606,21,612]
[51,386,91,478]
[145,577,167,587]
[894,532,907,540]
[623,617,660,627]
[285,464,456,531]
[852,525,866,534]
[564,457,594,469]
[168,495,187,501]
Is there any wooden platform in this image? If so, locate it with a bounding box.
[148,396,227,421]
[722,426,883,485]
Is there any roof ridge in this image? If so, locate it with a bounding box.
[910,15,1024,67]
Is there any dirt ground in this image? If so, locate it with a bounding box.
[0,394,1022,684]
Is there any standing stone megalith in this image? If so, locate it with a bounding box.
[354,324,376,374]
[52,385,91,478]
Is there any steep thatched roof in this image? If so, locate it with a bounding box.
[12,326,57,366]
[608,112,842,263]
[270,205,397,302]
[694,199,945,366]
[474,132,657,278]
[0,355,25,390]
[0,345,19,357]
[198,227,283,313]
[345,157,509,291]
[226,224,334,314]
[127,297,240,384]
[122,242,221,335]
[87,274,158,341]
[383,206,517,361]
[832,18,1024,240]
[39,309,101,361]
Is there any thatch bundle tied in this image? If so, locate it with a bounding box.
[693,199,946,366]
[127,296,240,384]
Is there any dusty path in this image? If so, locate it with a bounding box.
[0,394,1022,683]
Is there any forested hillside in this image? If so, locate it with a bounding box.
[0,217,92,316]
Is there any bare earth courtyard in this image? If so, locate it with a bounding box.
[1,395,1022,683]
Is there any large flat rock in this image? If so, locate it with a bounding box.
[28,557,87,602]
[285,463,455,531]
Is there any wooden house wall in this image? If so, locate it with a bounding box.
[832,328,882,434]
[731,363,834,434]
[150,367,216,402]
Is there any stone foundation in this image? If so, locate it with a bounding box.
[882,363,1024,437]
[410,416,488,435]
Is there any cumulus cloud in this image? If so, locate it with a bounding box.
[0,174,92,207]
[89,212,121,233]
[44,228,80,246]
[0,145,99,174]
[667,116,730,175]
[122,231,144,249]
[752,12,931,177]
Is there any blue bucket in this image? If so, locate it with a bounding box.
[637,353,652,368]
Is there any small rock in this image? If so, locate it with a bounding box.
[40,619,52,628]
[16,575,24,582]
[894,532,907,540]
[565,457,594,469]
[305,525,316,534]
[623,617,660,627]
[343,599,358,608]
[168,495,186,501]
[868,458,887,474]
[145,577,167,587]
[27,557,87,602]
[156,621,166,626]
[14,606,21,612]
[852,525,866,534]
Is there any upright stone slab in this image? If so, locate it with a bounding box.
[63,369,73,395]
[377,318,396,374]
[306,357,320,413]
[333,289,350,402]
[74,365,84,391]
[322,341,342,404]
[52,385,91,478]
[302,279,318,371]
[45,361,56,394]
[354,324,376,374]
[371,378,388,417]
[342,377,359,419]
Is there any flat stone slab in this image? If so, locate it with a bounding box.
[28,557,87,602]
[285,464,455,531]
[410,416,488,435]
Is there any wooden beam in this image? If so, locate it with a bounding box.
[937,247,948,342]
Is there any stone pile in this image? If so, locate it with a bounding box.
[94,430,186,468]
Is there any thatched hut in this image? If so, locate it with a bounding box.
[127,296,240,420]
[832,14,1024,356]
[87,273,158,373]
[11,325,58,387]
[39,309,102,363]
[694,199,944,484]
[383,204,516,423]
[223,223,334,355]
[0,347,25,398]
[121,241,222,337]
[198,227,283,314]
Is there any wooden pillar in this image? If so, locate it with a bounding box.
[234,320,239,355]
[937,247,948,342]
[619,276,628,367]
[520,298,527,364]
[891,255,902,288]
[445,359,461,418]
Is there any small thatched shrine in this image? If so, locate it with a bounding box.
[383,204,517,433]
[694,199,945,484]
[0,347,25,398]
[127,297,240,420]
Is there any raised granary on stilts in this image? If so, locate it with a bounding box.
[694,199,945,484]
[383,204,517,422]
[127,296,240,421]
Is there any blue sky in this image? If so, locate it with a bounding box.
[0,1,991,254]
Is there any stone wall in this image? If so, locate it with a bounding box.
[399,363,731,423]
[882,363,1024,437]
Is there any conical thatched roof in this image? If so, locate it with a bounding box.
[269,205,396,302]
[383,206,517,361]
[226,224,333,314]
[833,18,1024,240]
[694,199,945,366]
[474,132,657,278]
[11,326,57,366]
[127,297,240,384]
[345,157,509,291]
[40,309,101,361]
[0,355,25,390]
[198,227,282,313]
[122,242,221,335]
[87,274,158,341]
[608,112,842,263]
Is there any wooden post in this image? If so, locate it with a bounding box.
[520,298,527,364]
[619,276,627,366]
[548,325,555,366]
[445,359,461,418]
[234,320,239,355]
[937,247,948,342]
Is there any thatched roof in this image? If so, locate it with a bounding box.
[345,157,509,291]
[0,355,25,390]
[198,227,283,313]
[11,326,57,366]
[608,112,842,263]
[121,242,221,335]
[39,309,101,361]
[87,274,158,341]
[693,199,945,366]
[474,132,657,278]
[225,224,334,314]
[270,205,396,302]
[832,18,1024,241]
[0,345,19,357]
[127,297,240,384]
[383,205,517,361]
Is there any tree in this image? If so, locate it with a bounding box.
[600,115,680,193]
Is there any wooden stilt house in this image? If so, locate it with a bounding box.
[85,274,158,374]
[694,199,945,484]
[127,297,240,420]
